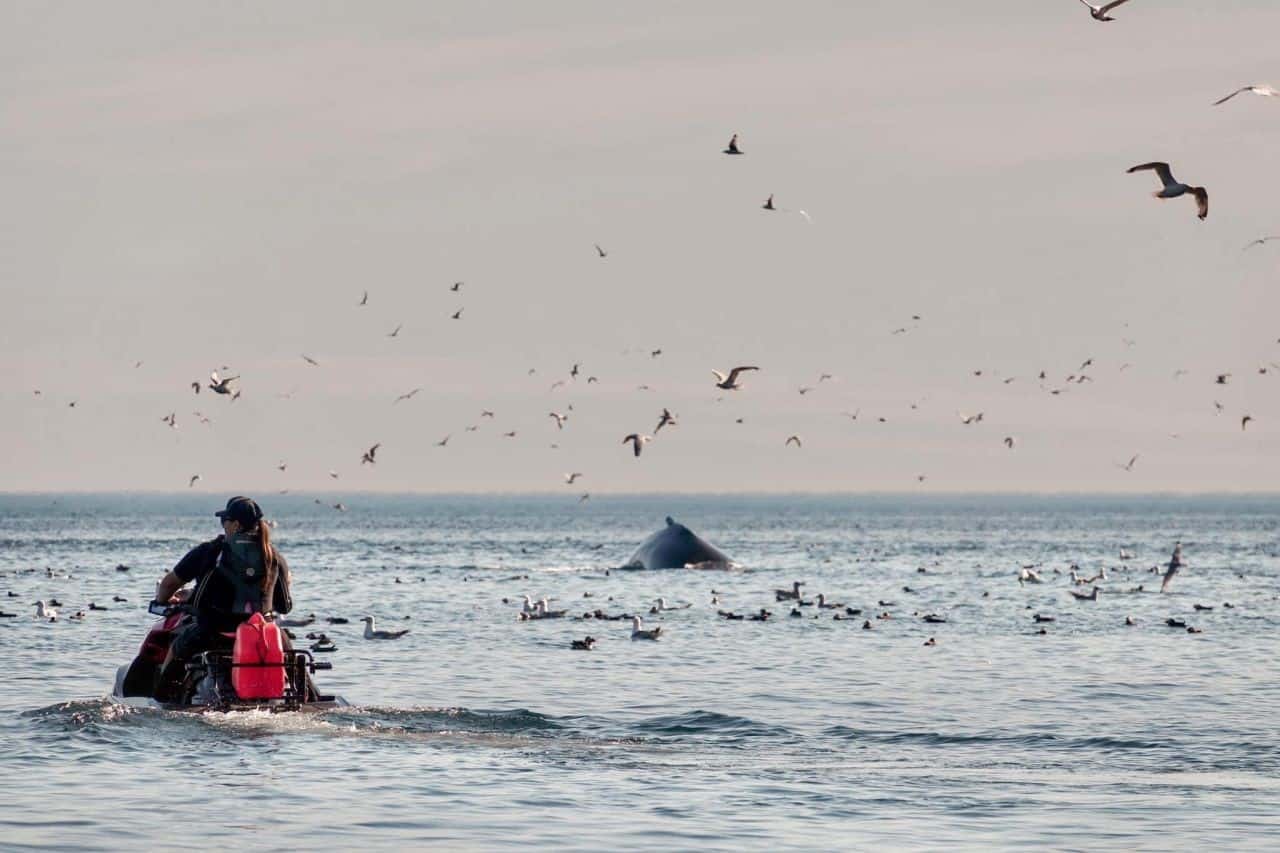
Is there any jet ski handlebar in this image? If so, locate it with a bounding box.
[148,600,192,617]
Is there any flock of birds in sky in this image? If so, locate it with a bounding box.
[21,1,1279,501]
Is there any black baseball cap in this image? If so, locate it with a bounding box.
[215,496,263,526]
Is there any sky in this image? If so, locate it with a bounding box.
[3,1,1280,493]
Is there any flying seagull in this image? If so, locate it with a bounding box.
[450,281,463,292]
[188,474,200,488]
[565,472,583,485]
[358,291,368,306]
[208,371,238,395]
[594,244,607,258]
[1127,162,1208,220]
[387,324,402,338]
[451,309,463,320]
[785,435,802,448]
[1161,541,1184,593]
[655,408,677,433]
[622,433,652,457]
[1242,414,1253,431]
[1116,454,1139,472]
[435,435,451,447]
[1213,84,1279,106]
[393,388,421,404]
[762,194,776,211]
[723,133,743,155]
[301,355,319,366]
[549,412,568,430]
[713,366,759,390]
[361,443,381,465]
[1244,236,1280,250]
[1078,0,1133,22]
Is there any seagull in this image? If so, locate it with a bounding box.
[1161,542,1184,592]
[1004,436,1016,449]
[161,412,177,429]
[208,371,238,395]
[564,472,584,485]
[1069,586,1100,601]
[1213,84,1280,106]
[301,355,319,366]
[451,309,463,320]
[549,412,568,430]
[655,408,677,433]
[1216,373,1231,385]
[1116,454,1139,472]
[785,435,802,448]
[329,470,340,479]
[1018,567,1044,584]
[1243,236,1280,251]
[775,581,804,601]
[1242,415,1253,431]
[723,133,744,155]
[594,244,607,258]
[762,194,776,211]
[1127,162,1208,220]
[188,474,201,488]
[622,434,652,457]
[190,381,201,395]
[712,366,759,390]
[1078,0,1133,22]
[276,462,287,472]
[394,388,421,404]
[33,600,58,621]
[450,281,463,292]
[387,324,402,337]
[958,411,984,425]
[358,290,368,306]
[630,615,662,641]
[361,443,381,465]
[435,435,451,447]
[360,616,410,639]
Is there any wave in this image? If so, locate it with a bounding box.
[630,710,791,739]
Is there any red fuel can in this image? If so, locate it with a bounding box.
[232,612,286,700]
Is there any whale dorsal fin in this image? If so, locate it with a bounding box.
[666,516,675,526]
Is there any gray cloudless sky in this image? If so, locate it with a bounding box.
[3,1,1279,493]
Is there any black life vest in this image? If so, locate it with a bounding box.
[192,535,276,626]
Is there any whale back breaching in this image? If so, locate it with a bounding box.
[621,517,736,570]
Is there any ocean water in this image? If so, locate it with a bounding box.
[1,493,1278,851]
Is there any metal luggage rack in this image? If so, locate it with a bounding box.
[189,648,334,711]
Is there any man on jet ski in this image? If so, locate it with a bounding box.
[152,496,293,698]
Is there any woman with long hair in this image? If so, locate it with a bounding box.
[151,496,294,698]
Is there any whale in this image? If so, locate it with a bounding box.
[621,517,736,570]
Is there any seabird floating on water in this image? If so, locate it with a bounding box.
[361,616,409,639]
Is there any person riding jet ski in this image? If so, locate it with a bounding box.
[152,496,293,699]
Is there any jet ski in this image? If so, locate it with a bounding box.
[112,601,346,712]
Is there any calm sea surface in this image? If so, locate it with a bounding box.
[1,493,1278,851]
